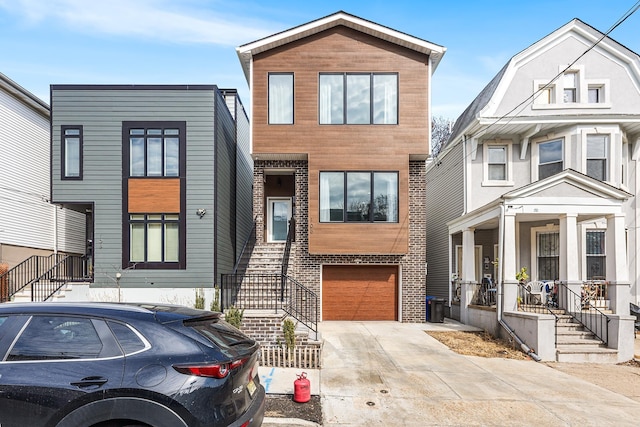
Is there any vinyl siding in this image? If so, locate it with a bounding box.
[425,143,465,298]
[0,85,84,256]
[51,87,226,288]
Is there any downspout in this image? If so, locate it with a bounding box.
[53,204,58,254]
[497,202,541,362]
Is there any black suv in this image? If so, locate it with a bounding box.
[0,302,265,427]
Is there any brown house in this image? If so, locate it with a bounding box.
[236,11,445,322]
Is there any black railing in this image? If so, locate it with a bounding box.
[281,217,295,277]
[0,254,86,302]
[556,281,609,346]
[232,216,257,275]
[518,282,560,345]
[471,279,497,306]
[220,273,318,336]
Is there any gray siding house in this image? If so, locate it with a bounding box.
[50,85,252,305]
[426,19,639,362]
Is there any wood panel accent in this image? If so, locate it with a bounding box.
[322,265,398,320]
[252,26,430,158]
[128,178,181,213]
[308,154,409,254]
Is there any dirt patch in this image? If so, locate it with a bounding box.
[426,330,640,402]
[425,330,532,360]
[265,394,322,424]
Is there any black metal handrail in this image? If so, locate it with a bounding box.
[232,216,257,275]
[282,274,318,335]
[556,281,609,345]
[220,272,318,336]
[517,282,560,345]
[0,254,86,302]
[281,217,295,278]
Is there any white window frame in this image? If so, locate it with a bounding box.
[579,127,619,185]
[532,65,611,110]
[482,141,513,186]
[536,138,564,181]
[585,134,609,181]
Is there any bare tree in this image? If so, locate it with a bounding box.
[431,116,454,157]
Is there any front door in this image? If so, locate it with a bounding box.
[267,198,292,242]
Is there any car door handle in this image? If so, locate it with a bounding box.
[70,376,108,388]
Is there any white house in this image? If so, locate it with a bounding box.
[0,72,85,300]
[426,19,639,362]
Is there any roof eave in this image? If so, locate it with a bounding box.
[237,11,446,83]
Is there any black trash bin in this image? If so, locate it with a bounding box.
[428,298,445,323]
[425,296,436,322]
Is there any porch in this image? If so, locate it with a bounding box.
[446,170,636,362]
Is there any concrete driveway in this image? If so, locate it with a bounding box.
[320,321,639,426]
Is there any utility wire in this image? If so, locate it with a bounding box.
[429,2,640,181]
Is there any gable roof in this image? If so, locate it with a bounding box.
[0,72,49,117]
[236,10,446,83]
[446,18,640,148]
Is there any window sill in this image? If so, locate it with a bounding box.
[482,180,514,187]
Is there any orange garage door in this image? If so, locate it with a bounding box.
[322,265,398,321]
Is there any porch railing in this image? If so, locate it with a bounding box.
[556,281,610,346]
[518,282,561,345]
[470,279,497,306]
[219,273,318,335]
[0,254,87,302]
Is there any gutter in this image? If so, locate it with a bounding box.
[497,203,542,362]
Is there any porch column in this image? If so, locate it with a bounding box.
[502,211,518,311]
[560,213,581,300]
[460,227,476,324]
[606,213,630,314]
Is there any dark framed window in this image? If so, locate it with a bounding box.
[127,126,181,177]
[586,134,608,181]
[61,125,83,180]
[538,139,563,180]
[129,214,180,266]
[586,230,606,279]
[319,171,398,223]
[269,73,294,124]
[319,73,398,124]
[123,121,186,270]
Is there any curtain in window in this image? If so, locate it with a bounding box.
[373,75,397,124]
[130,223,145,262]
[165,223,179,262]
[269,74,293,124]
[147,221,163,262]
[65,138,80,177]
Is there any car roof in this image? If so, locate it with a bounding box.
[0,302,220,324]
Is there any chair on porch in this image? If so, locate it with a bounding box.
[525,281,545,305]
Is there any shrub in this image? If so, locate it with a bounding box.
[210,286,220,312]
[194,288,205,309]
[283,318,296,351]
[225,306,244,329]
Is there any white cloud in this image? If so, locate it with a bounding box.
[0,0,281,46]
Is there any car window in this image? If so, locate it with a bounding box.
[107,321,147,354]
[188,320,256,355]
[7,316,103,361]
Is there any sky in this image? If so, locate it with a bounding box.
[1,0,640,120]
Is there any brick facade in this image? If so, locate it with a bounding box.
[254,159,427,322]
